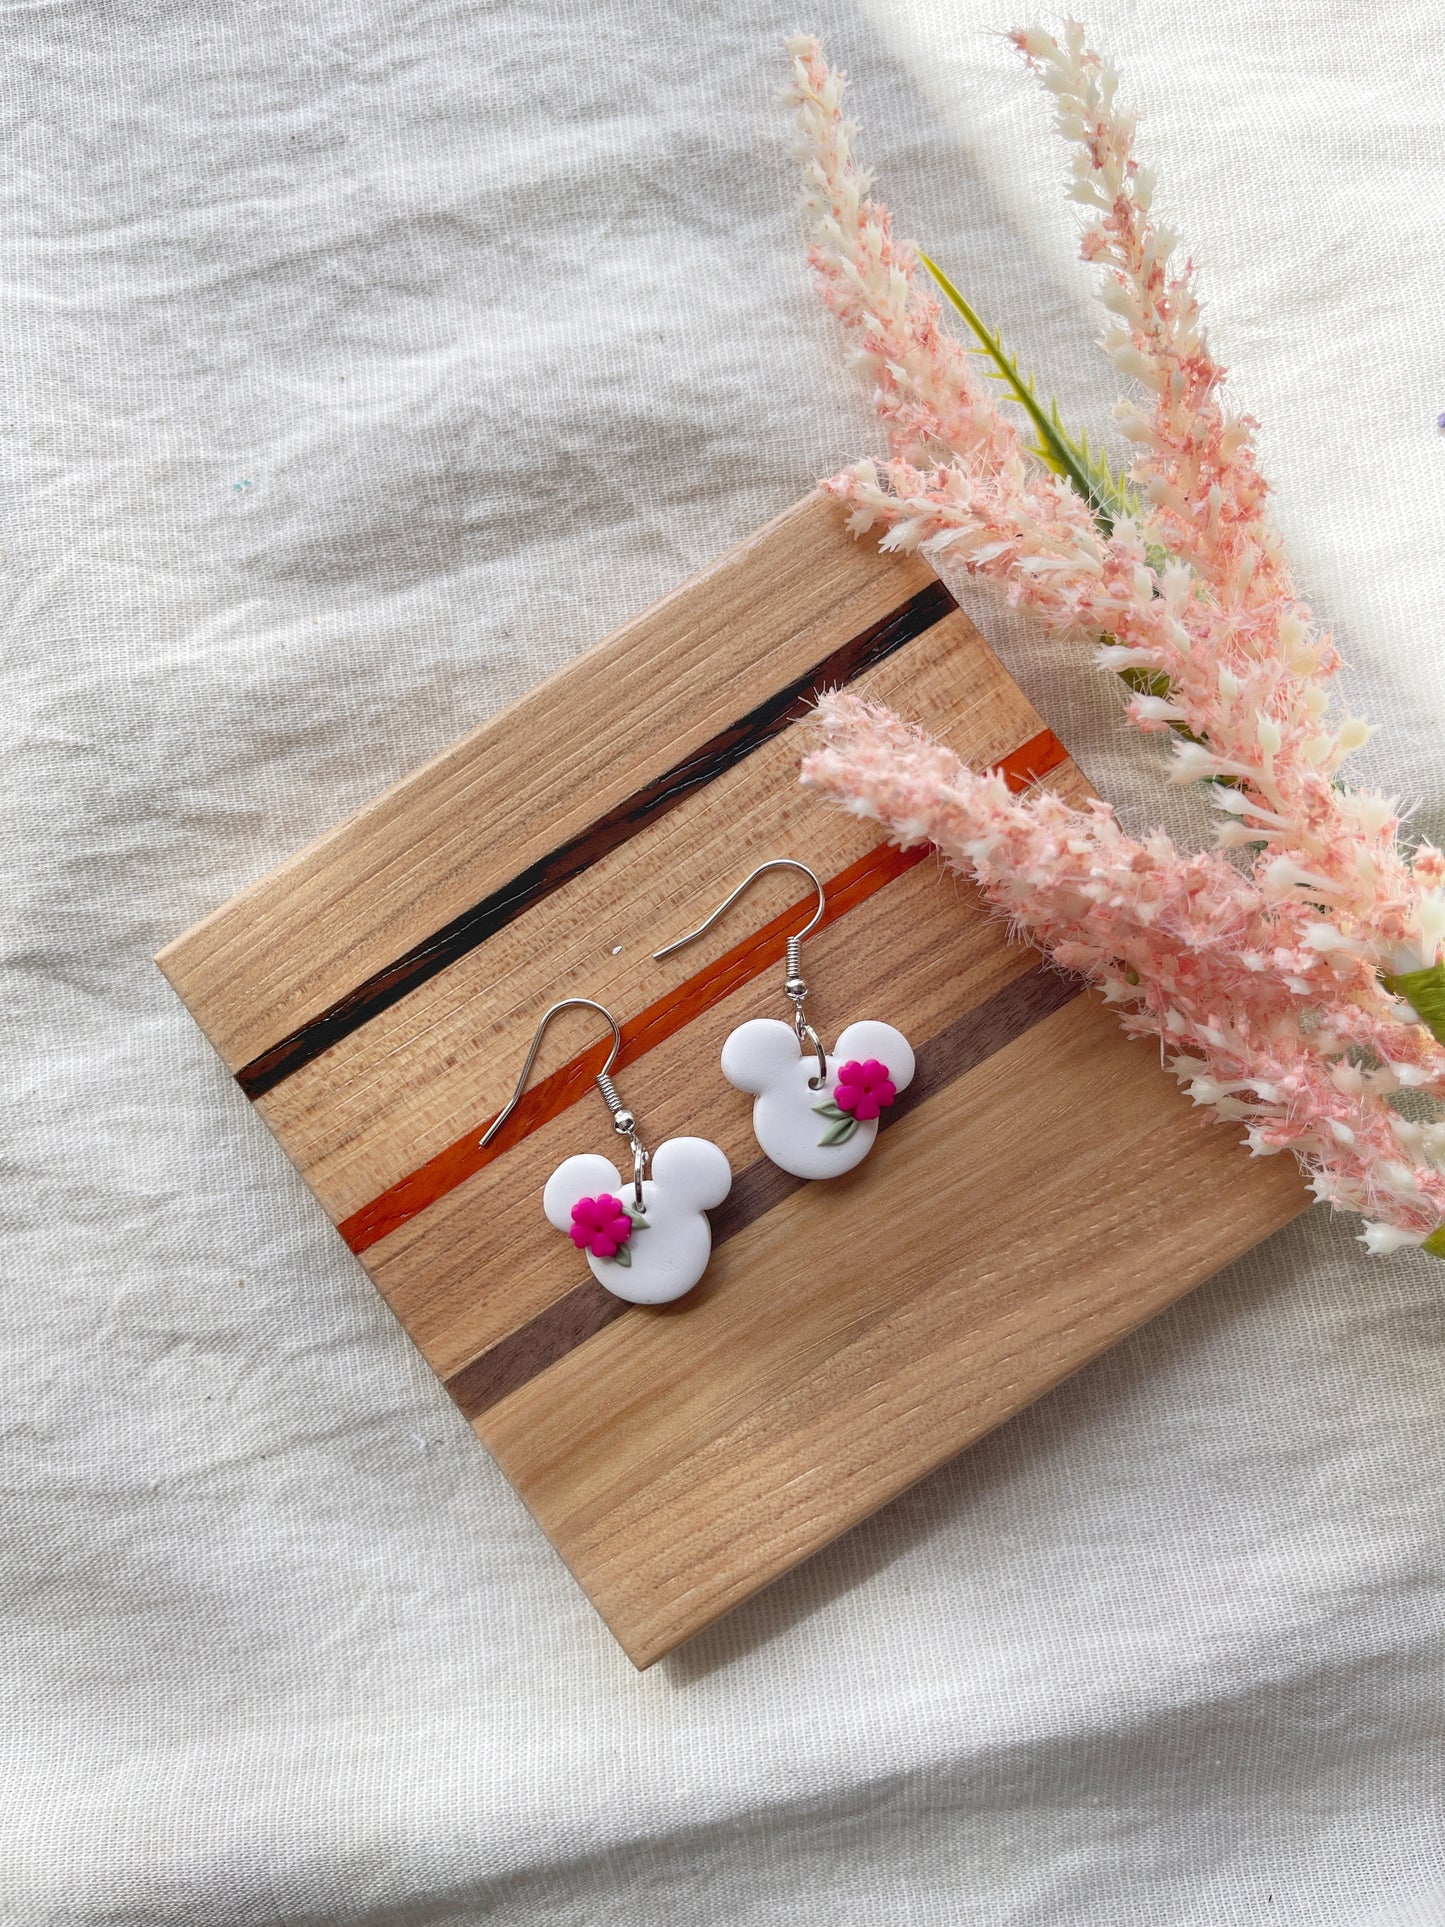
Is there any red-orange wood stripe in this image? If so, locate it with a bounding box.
[339,839,924,1253]
[337,727,1067,1255]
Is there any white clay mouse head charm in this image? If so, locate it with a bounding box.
[654,860,915,1183]
[481,997,731,1306]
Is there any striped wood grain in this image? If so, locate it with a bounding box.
[157,491,1308,1667]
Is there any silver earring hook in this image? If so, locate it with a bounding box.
[652,858,825,960]
[479,997,648,1208]
[653,859,830,1087]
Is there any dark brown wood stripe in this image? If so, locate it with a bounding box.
[444,960,1083,1420]
[340,840,932,1255]
[341,732,1067,1255]
[236,579,957,1100]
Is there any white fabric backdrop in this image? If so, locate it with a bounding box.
[5,1,1443,1920]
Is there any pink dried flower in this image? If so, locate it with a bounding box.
[569,1194,634,1259]
[834,1058,897,1122]
[804,695,1445,1251]
[786,31,1445,1258]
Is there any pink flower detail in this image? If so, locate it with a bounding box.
[833,1058,897,1123]
[569,1193,634,1259]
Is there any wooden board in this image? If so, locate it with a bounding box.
[157,491,1308,1667]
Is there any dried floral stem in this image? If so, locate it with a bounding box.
[785,28,1445,1255]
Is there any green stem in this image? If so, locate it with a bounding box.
[919,251,1126,533]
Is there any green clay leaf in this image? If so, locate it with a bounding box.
[817,1116,860,1148]
[610,1242,632,1268]
[812,1100,848,1121]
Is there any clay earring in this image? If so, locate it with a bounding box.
[481,997,732,1305]
[653,861,915,1181]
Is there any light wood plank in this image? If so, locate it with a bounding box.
[156,493,937,1072]
[256,607,1047,1225]
[362,854,1049,1378]
[157,489,1309,1668]
[482,998,1304,1666]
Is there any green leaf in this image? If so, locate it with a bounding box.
[817,1116,860,1147]
[1119,664,1173,703]
[919,251,1137,535]
[1382,961,1445,1048]
[610,1242,632,1268]
[919,255,1231,763]
[812,1099,848,1121]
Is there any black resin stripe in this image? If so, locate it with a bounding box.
[236,579,957,1099]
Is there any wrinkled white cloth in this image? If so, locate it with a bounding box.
[5,2,1444,1921]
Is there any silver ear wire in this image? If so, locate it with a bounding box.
[653,859,830,1087]
[594,1067,648,1210]
[480,996,649,1206]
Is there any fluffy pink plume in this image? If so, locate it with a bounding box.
[785,28,1445,1255]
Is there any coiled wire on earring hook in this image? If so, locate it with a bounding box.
[480,997,649,1207]
[653,859,830,1087]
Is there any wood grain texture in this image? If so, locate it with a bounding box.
[249,603,1053,1230]
[480,996,1303,1667]
[156,496,941,1075]
[444,960,1084,1423]
[157,490,1308,1667]
[361,844,1071,1384]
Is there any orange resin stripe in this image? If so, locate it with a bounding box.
[338,727,1067,1255]
[993,726,1068,792]
[339,840,925,1252]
